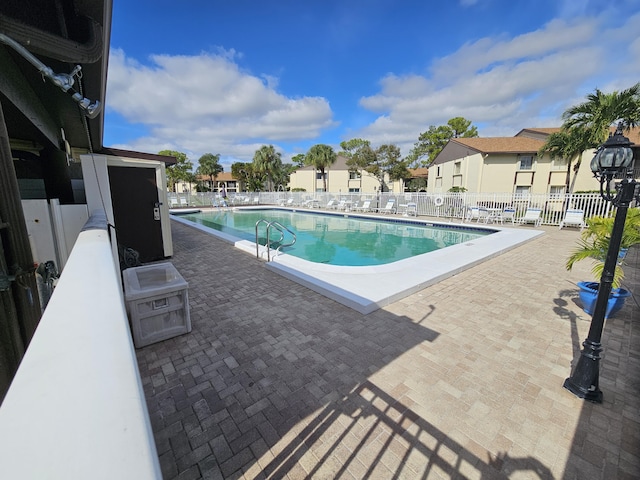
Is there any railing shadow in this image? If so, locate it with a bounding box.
[261,380,554,479]
[139,221,452,479]
[139,221,640,479]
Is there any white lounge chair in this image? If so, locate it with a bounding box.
[325,199,337,209]
[477,208,490,223]
[179,197,190,207]
[169,197,179,208]
[354,200,372,212]
[280,198,294,207]
[336,200,348,211]
[404,202,417,217]
[465,206,480,222]
[377,200,396,214]
[212,195,227,208]
[496,207,516,225]
[518,207,542,226]
[559,209,585,231]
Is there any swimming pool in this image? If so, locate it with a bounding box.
[177,209,492,266]
[170,207,544,314]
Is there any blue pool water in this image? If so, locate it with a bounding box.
[177,208,494,266]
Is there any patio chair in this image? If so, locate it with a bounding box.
[518,207,542,226]
[336,200,348,211]
[559,209,585,231]
[404,202,417,217]
[325,199,337,209]
[465,206,480,222]
[377,199,396,214]
[354,200,372,212]
[477,208,490,223]
[213,195,228,208]
[169,197,179,208]
[179,197,190,207]
[496,207,516,225]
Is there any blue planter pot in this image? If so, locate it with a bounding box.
[577,281,631,319]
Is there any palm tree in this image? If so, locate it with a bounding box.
[562,82,640,145]
[304,144,337,192]
[538,128,590,193]
[566,209,640,288]
[253,145,282,191]
[196,153,223,191]
[539,82,640,194]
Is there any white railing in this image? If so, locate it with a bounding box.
[0,211,161,479]
[172,191,621,226]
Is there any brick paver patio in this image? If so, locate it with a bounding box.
[136,217,639,479]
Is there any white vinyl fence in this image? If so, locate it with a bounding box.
[169,191,622,226]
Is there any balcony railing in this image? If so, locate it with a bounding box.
[0,211,161,479]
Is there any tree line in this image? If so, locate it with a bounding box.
[160,116,478,193]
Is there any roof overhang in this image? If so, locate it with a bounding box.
[99,147,177,166]
[0,0,112,152]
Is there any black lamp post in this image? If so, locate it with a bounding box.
[563,124,637,403]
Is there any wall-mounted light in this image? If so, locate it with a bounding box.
[0,33,101,118]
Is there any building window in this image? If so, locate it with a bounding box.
[315,172,325,180]
[518,155,533,170]
[349,171,360,180]
[454,161,461,175]
[552,157,568,171]
[348,188,360,193]
[436,166,441,177]
[515,185,530,196]
[549,185,565,197]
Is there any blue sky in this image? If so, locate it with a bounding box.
[104,0,640,171]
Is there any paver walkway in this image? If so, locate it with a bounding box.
[136,218,640,479]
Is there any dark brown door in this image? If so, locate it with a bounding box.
[108,166,164,264]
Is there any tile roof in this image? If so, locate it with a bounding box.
[452,136,545,154]
[409,168,428,177]
[615,125,640,144]
[519,126,640,145]
[196,171,236,182]
[518,127,562,135]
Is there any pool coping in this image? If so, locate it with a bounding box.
[170,207,544,314]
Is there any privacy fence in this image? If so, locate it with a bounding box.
[170,191,626,227]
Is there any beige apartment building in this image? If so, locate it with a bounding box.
[428,127,640,194]
[288,155,427,193]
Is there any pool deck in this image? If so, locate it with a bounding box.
[136,217,640,479]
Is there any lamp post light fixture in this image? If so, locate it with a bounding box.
[563,123,637,403]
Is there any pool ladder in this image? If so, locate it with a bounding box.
[255,219,296,261]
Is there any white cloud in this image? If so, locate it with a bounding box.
[353,14,640,153]
[105,9,640,165]
[106,48,336,163]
